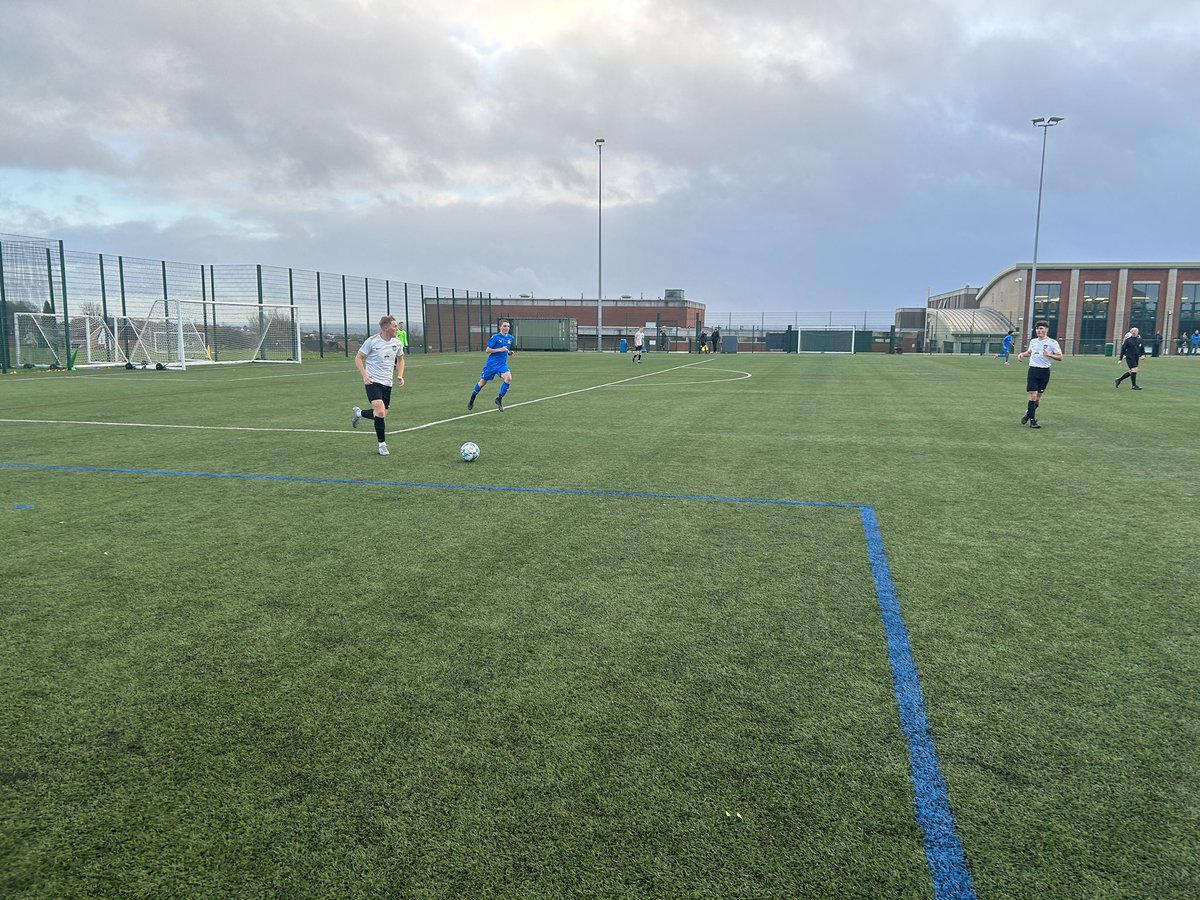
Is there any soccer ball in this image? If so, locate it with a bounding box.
[460,441,480,462]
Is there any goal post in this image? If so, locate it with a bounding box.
[116,299,302,369]
[80,316,130,367]
[797,329,857,354]
[14,313,136,369]
[13,313,67,368]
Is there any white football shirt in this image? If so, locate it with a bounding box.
[1027,337,1061,369]
[358,334,403,385]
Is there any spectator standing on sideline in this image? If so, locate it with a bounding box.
[1016,320,1063,430]
[632,327,645,363]
[350,315,405,456]
[1181,331,1190,355]
[1192,330,1200,355]
[1115,326,1145,390]
[659,328,668,352]
[467,319,515,412]
[698,329,708,353]
[711,326,721,353]
[995,329,1015,364]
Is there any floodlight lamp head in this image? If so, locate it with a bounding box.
[595,138,605,146]
[1048,116,1064,125]
[1032,117,1045,125]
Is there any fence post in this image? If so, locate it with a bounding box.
[465,291,473,353]
[45,248,56,314]
[407,283,420,354]
[316,272,325,359]
[256,265,266,360]
[287,268,295,358]
[0,241,8,373]
[434,286,443,354]
[99,253,108,321]
[341,274,349,357]
[59,242,71,368]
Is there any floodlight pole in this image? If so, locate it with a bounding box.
[1014,276,1023,335]
[1027,116,1063,339]
[595,138,605,351]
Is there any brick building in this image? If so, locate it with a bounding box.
[975,262,1200,354]
[422,291,707,352]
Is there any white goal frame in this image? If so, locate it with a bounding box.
[80,316,131,367]
[14,313,134,369]
[116,299,302,370]
[797,328,858,354]
[13,313,67,368]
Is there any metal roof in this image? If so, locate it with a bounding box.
[928,307,1014,335]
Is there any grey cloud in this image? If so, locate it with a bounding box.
[2,0,1198,316]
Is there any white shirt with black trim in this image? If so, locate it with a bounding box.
[1027,337,1061,369]
[358,334,403,385]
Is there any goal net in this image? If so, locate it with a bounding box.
[13,313,68,368]
[80,316,130,367]
[14,302,301,370]
[797,329,857,354]
[117,299,302,369]
[13,313,131,368]
[14,314,132,367]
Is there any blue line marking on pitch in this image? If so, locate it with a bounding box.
[861,505,976,900]
[13,504,34,509]
[0,463,856,507]
[0,459,975,898]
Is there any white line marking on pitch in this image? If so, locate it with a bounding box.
[0,359,734,436]
[608,366,752,386]
[0,418,347,434]
[386,359,730,433]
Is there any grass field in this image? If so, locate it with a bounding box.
[1,349,1197,899]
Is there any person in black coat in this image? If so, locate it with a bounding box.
[1115,326,1145,390]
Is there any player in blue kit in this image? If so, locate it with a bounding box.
[994,329,1014,364]
[468,319,515,412]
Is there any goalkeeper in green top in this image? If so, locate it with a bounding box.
[396,322,408,351]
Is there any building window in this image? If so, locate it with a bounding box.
[1079,283,1111,351]
[1033,283,1062,338]
[1180,283,1200,347]
[1129,282,1160,335]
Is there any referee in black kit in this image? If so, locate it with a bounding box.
[1115,326,1145,390]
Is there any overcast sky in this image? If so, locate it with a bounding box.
[2,0,1197,322]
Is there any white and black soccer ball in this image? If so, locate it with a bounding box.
[460,441,480,462]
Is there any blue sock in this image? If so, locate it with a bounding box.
[471,385,481,397]
[499,382,509,397]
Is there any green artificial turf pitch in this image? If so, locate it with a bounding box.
[1,351,1197,898]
